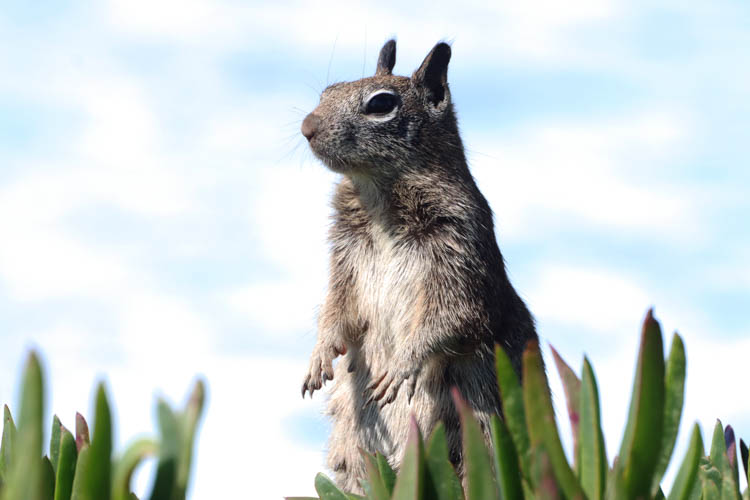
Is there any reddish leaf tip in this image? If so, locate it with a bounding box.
[450,386,467,413]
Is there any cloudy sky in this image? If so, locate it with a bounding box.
[1,1,748,498]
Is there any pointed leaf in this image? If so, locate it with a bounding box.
[604,457,627,500]
[530,444,561,500]
[652,333,687,495]
[5,351,45,500]
[740,439,748,485]
[391,417,425,500]
[523,341,584,499]
[71,445,91,500]
[579,357,607,500]
[75,413,90,453]
[50,415,62,475]
[452,389,496,500]
[490,414,522,500]
[425,422,464,500]
[708,420,741,500]
[112,439,157,500]
[726,426,739,489]
[148,400,180,500]
[362,452,389,500]
[0,405,17,484]
[667,424,703,500]
[550,345,582,473]
[42,456,56,500]
[175,379,206,500]
[314,472,349,500]
[617,309,666,499]
[375,453,396,494]
[495,344,531,478]
[55,427,77,500]
[83,383,113,500]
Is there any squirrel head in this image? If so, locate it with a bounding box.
[302,40,461,177]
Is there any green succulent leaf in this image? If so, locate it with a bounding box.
[71,444,91,500]
[5,351,45,500]
[616,309,666,500]
[314,472,350,500]
[530,444,562,500]
[725,425,740,491]
[50,415,62,475]
[667,423,703,500]
[708,420,741,500]
[651,333,687,496]
[75,413,90,453]
[148,400,180,500]
[740,439,748,485]
[452,389,496,500]
[391,417,425,500]
[490,414,522,500]
[523,341,584,500]
[0,405,17,485]
[175,379,206,500]
[697,456,722,500]
[495,344,531,479]
[362,451,390,500]
[579,357,607,500]
[425,422,464,500]
[550,345,582,474]
[55,427,77,500]
[82,384,113,500]
[41,456,56,500]
[112,439,157,500]
[375,452,396,494]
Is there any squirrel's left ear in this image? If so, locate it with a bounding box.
[413,42,451,107]
[375,39,396,76]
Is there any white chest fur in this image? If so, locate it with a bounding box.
[353,219,422,357]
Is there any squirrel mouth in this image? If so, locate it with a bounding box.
[309,145,351,174]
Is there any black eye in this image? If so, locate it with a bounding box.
[365,92,398,114]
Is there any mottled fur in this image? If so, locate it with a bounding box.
[300,40,537,493]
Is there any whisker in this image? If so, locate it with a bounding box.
[326,33,339,86]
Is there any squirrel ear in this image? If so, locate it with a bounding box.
[375,39,396,76]
[412,42,451,106]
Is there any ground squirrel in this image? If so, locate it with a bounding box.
[300,39,538,493]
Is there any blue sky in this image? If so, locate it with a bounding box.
[1,1,749,498]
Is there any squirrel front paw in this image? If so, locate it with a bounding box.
[363,362,421,409]
[301,339,347,398]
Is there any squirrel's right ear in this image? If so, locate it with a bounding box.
[375,39,396,76]
[413,42,451,107]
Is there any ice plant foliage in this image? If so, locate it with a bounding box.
[290,311,750,500]
[0,353,205,500]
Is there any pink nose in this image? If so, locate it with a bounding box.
[301,113,320,141]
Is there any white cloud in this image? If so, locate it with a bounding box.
[468,110,697,240]
[103,0,624,67]
[225,280,320,337]
[529,265,650,333]
[188,356,326,499]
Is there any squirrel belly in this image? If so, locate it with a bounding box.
[300,39,538,494]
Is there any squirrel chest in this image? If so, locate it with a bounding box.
[337,193,427,360]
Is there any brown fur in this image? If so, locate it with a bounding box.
[300,39,538,493]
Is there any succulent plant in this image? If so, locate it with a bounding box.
[0,352,205,500]
[290,310,750,500]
